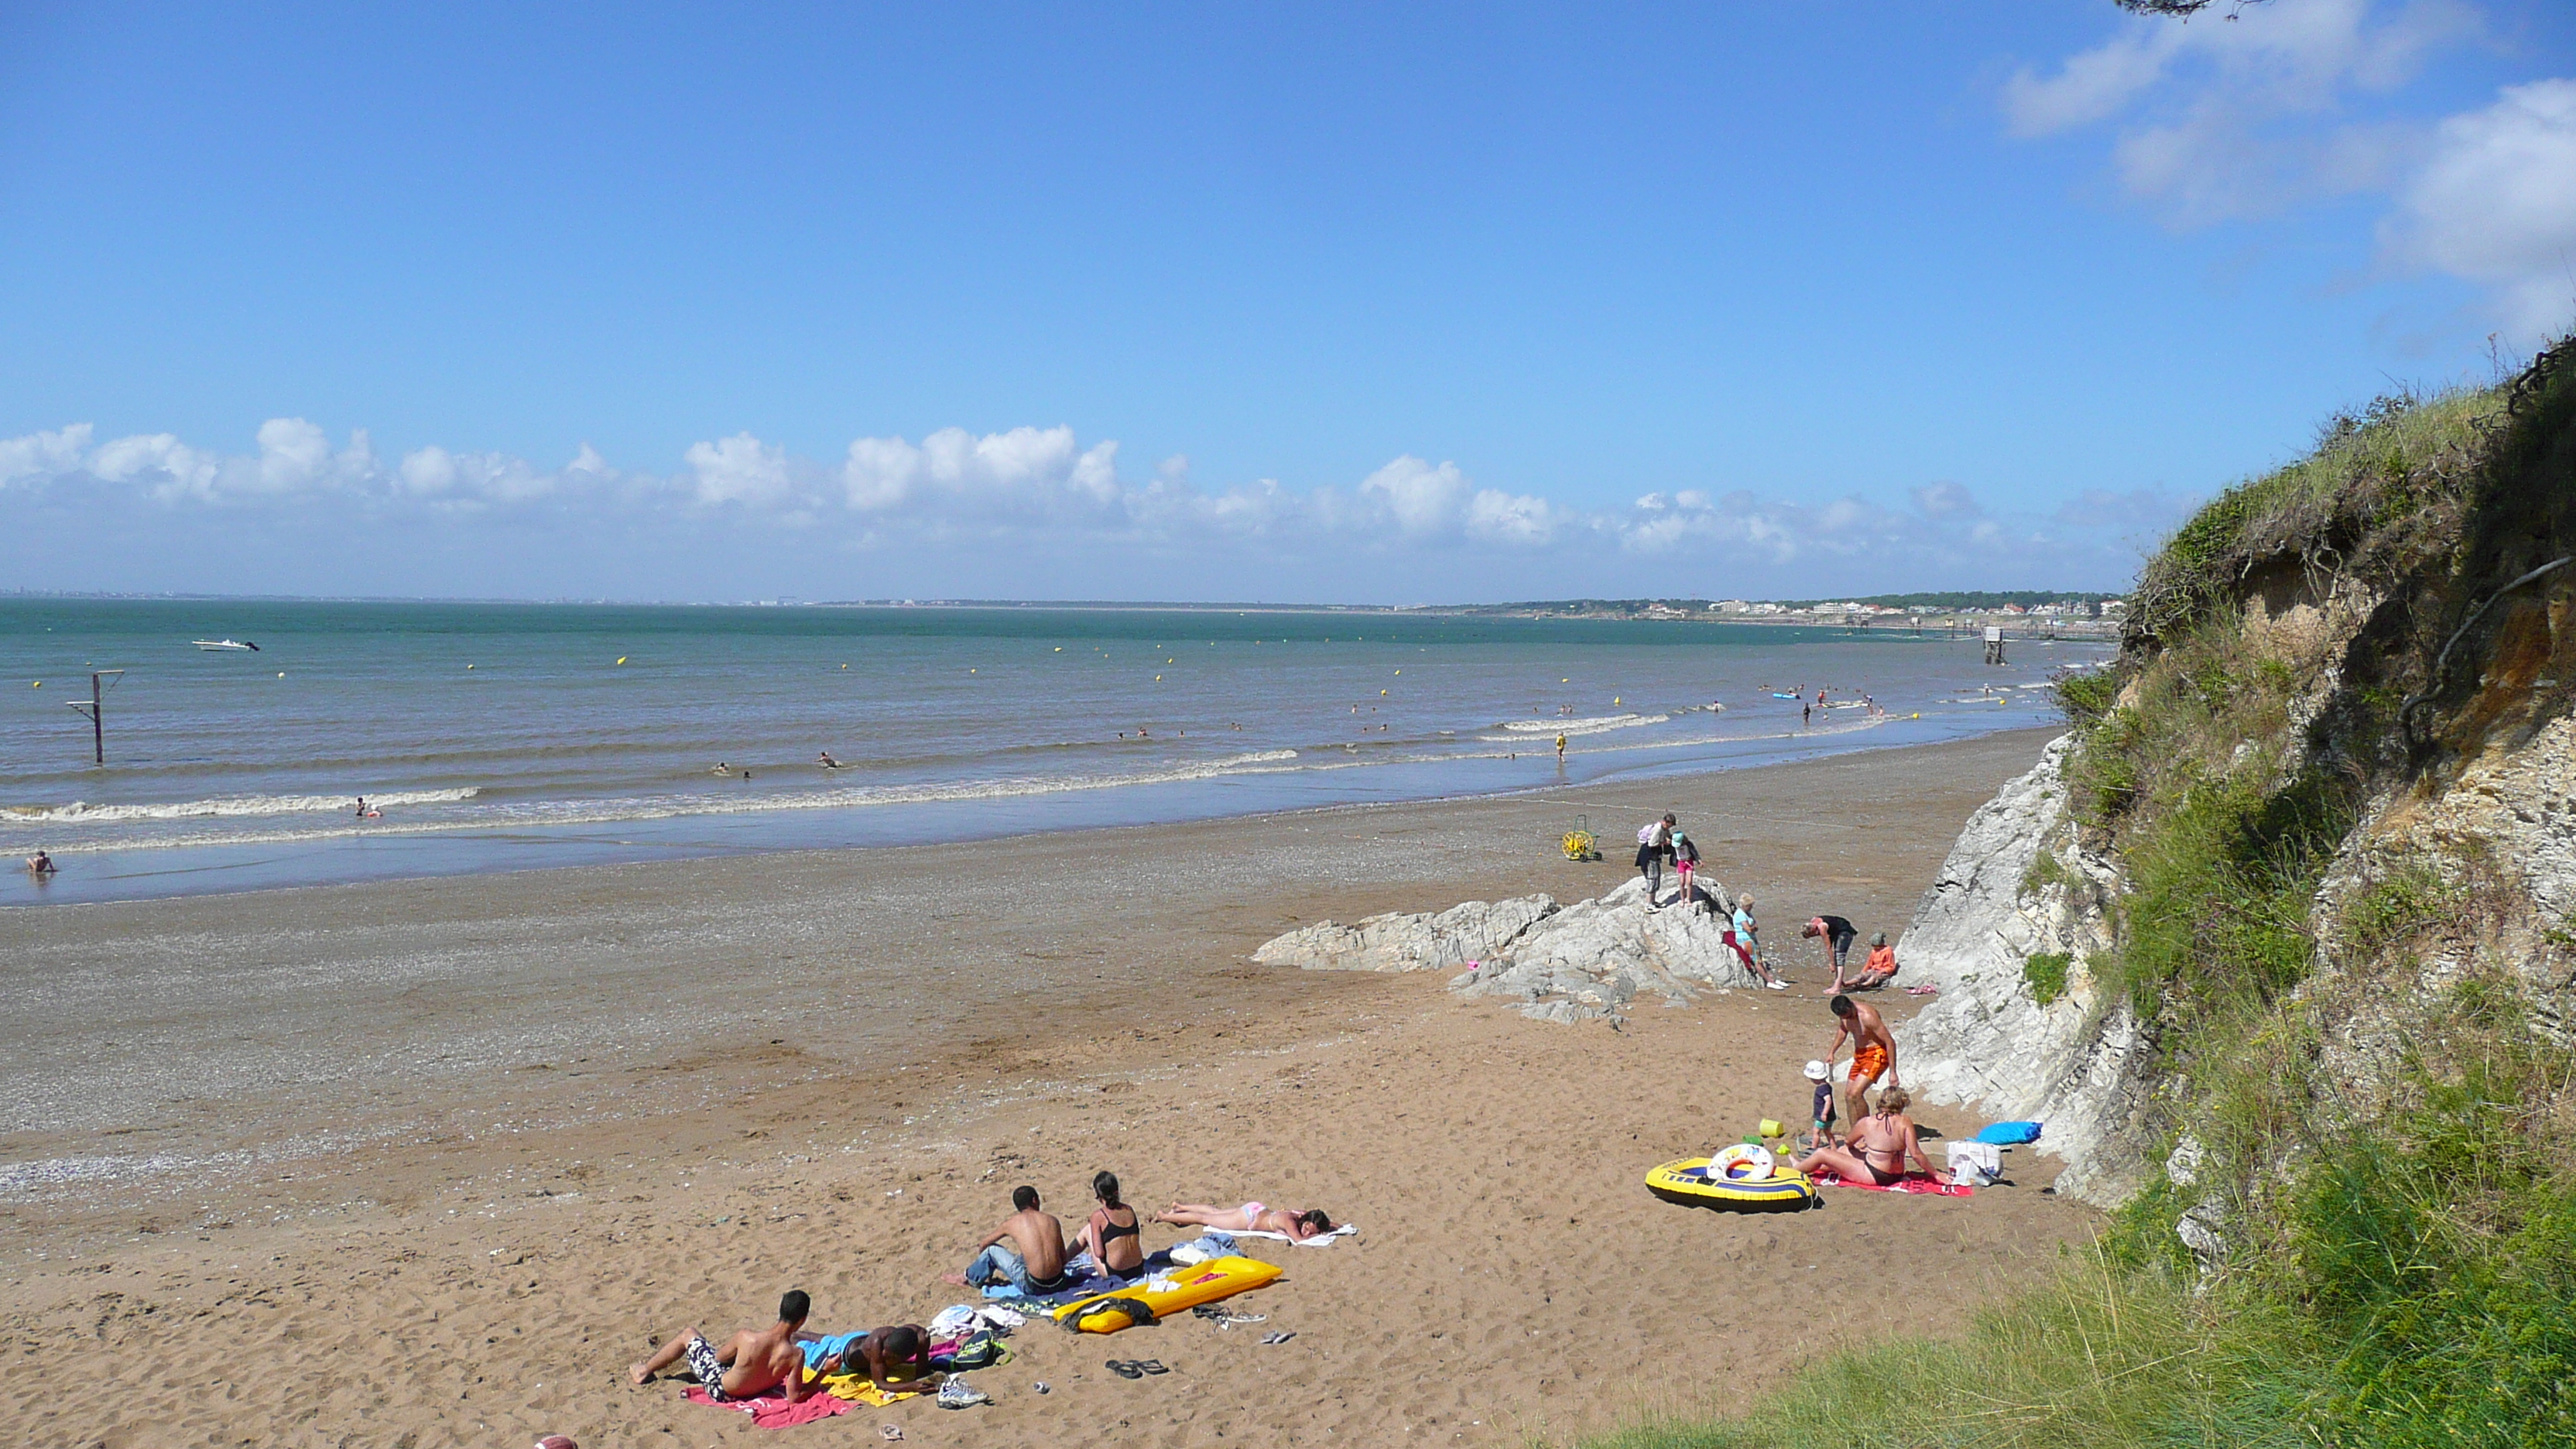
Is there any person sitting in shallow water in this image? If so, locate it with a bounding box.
[1152,1199,1335,1241]
[26,850,56,875]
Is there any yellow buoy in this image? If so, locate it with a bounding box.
[29,680,38,688]
[1155,674,1163,681]
[1614,697,1621,704]
[277,671,286,677]
[616,656,627,665]
[1380,688,1389,696]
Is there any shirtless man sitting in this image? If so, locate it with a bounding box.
[1152,1199,1336,1242]
[943,1185,1072,1295]
[1793,1088,1937,1186]
[1821,992,1901,1125]
[631,1290,818,1403]
[796,1324,938,1392]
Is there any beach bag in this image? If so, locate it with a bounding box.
[935,1329,1010,1370]
[1946,1140,2003,1186]
[1638,822,1660,846]
[1060,1297,1156,1334]
[1975,1121,2043,1145]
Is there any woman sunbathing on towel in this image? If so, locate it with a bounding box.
[1792,1089,1935,1186]
[1152,1200,1334,1241]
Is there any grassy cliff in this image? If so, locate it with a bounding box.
[1588,337,2576,1449]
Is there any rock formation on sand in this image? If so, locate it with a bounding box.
[1254,878,1773,1024]
[1890,735,2151,1204]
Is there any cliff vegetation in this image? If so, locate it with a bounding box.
[1592,334,2576,1448]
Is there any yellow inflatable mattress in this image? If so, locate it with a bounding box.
[1051,1255,1284,1334]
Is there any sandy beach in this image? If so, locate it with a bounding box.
[1,727,2089,1448]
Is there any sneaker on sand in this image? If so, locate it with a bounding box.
[1766,980,1790,990]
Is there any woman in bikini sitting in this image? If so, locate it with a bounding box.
[1152,1199,1334,1242]
[1076,1170,1149,1279]
[1792,1088,1936,1186]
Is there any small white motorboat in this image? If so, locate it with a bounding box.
[193,639,260,651]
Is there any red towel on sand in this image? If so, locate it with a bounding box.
[683,1386,856,1428]
[1817,1171,1975,1197]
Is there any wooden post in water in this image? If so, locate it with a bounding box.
[65,670,122,765]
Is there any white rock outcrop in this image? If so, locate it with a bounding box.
[1252,895,1560,974]
[1256,876,1776,1025]
[1894,734,2153,1204]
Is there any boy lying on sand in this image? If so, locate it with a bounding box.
[796,1324,938,1392]
[632,1290,818,1403]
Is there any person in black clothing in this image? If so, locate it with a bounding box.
[1803,913,1860,985]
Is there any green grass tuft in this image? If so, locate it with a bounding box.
[2023,951,2071,1006]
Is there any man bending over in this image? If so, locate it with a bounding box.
[632,1290,817,1403]
[943,1184,1071,1295]
[1821,993,1900,1125]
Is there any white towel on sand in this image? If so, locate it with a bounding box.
[1231,1224,1358,1247]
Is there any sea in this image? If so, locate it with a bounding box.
[0,599,2105,906]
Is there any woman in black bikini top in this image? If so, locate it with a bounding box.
[1083,1170,1147,1277]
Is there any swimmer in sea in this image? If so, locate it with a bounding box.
[27,850,56,876]
[818,752,842,769]
[713,762,731,776]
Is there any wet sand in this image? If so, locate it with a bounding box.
[0,728,2088,1447]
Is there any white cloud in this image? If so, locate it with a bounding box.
[1356,456,1472,535]
[2006,0,2571,339]
[0,419,2165,594]
[0,423,94,486]
[685,432,800,509]
[2384,78,2576,336]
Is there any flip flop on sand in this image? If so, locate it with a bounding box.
[880,1427,903,1441]
[1259,1331,1296,1345]
[1108,1360,1143,1379]
[1137,1360,1168,1375]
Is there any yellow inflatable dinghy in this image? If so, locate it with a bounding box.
[1051,1255,1284,1334]
[1646,1155,1819,1212]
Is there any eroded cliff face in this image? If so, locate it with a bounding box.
[1895,342,2576,1214]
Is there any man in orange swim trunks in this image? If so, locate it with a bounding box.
[1821,994,1899,1125]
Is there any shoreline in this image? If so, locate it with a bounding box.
[7,707,2070,908]
[0,726,2079,1448]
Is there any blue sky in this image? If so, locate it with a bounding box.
[3,1,2571,603]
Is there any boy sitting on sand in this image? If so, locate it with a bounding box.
[1844,932,1900,990]
[632,1290,818,1403]
[944,1185,1072,1295]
